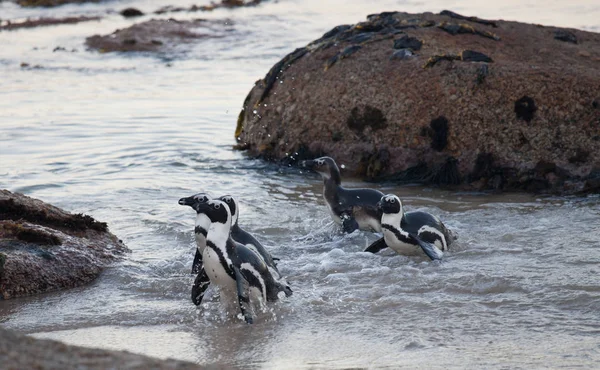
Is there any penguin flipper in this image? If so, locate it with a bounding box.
[409,233,443,261]
[365,237,388,254]
[233,267,253,324]
[191,268,210,306]
[191,249,203,274]
[341,213,359,233]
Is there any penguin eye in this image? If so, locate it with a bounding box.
[390,198,395,203]
[317,160,324,165]
[214,203,221,209]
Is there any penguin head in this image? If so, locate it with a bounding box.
[300,156,340,180]
[194,199,232,225]
[218,195,238,226]
[178,193,212,213]
[377,194,403,214]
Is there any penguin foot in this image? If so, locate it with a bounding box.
[341,215,359,233]
[191,269,211,306]
[282,284,293,297]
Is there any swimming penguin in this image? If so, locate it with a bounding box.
[365,194,455,261]
[301,156,384,233]
[196,199,292,324]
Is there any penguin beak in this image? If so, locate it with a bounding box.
[300,159,315,169]
[178,196,194,207]
[376,200,384,210]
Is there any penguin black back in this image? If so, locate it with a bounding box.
[301,156,384,232]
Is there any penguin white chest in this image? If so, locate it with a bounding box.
[353,207,382,232]
[194,234,207,254]
[327,204,342,225]
[203,248,236,291]
[383,229,421,256]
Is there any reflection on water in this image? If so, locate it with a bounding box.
[1,0,599,368]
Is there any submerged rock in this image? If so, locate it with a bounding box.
[154,0,265,14]
[86,18,234,53]
[0,190,128,299]
[0,16,100,31]
[120,8,145,18]
[16,0,98,7]
[235,11,600,194]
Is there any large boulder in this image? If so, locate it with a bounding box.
[235,11,600,194]
[0,190,128,299]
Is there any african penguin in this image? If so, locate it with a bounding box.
[217,195,287,284]
[301,156,384,233]
[179,193,290,306]
[178,192,213,305]
[179,192,212,272]
[196,199,292,323]
[365,194,455,261]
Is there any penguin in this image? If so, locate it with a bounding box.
[301,156,384,233]
[217,195,285,283]
[365,194,455,261]
[179,193,290,306]
[178,192,213,305]
[178,192,212,272]
[196,199,292,324]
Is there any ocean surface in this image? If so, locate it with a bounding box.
[1,0,599,368]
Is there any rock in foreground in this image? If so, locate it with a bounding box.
[0,189,128,299]
[236,11,600,194]
[0,327,204,370]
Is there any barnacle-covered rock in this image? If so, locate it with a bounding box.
[234,11,600,194]
[0,190,128,299]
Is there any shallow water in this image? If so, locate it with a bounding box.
[1,0,600,368]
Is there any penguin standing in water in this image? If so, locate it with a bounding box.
[178,193,211,272]
[178,193,213,305]
[194,199,292,324]
[217,195,284,283]
[301,156,384,233]
[179,193,289,306]
[365,194,455,261]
